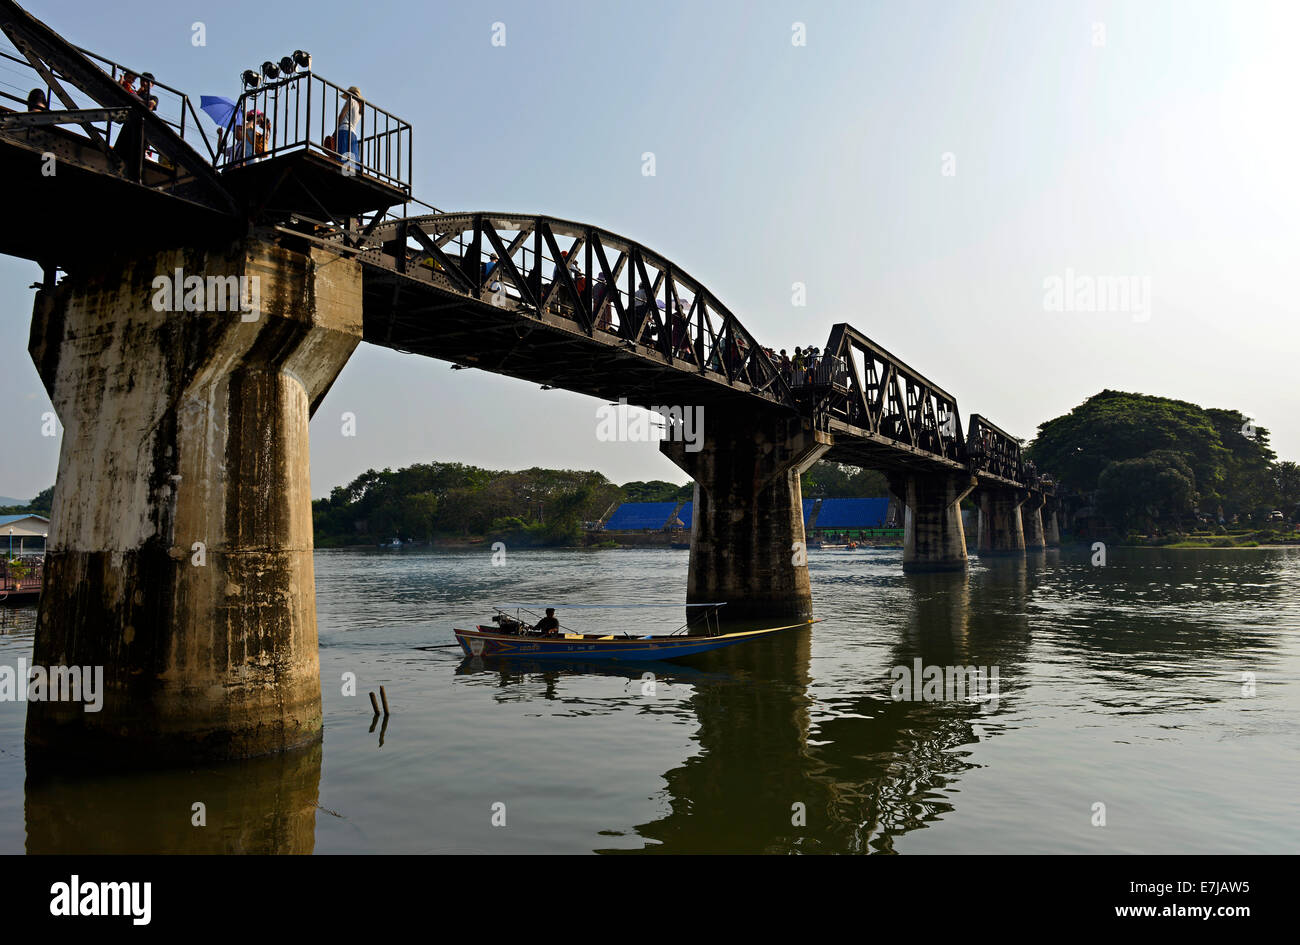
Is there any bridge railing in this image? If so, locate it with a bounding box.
[215,71,411,194]
[789,355,850,391]
[0,556,42,592]
[0,35,216,160]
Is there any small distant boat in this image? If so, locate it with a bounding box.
[380,538,402,548]
[453,607,813,663]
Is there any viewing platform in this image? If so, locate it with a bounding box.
[215,70,412,222]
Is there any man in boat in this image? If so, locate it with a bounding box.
[532,608,560,635]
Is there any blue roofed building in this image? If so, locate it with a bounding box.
[597,497,899,542]
[0,513,50,555]
[601,502,681,531]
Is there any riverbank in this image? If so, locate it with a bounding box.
[323,534,907,551]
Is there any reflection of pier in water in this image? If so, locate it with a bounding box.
[25,742,321,853]
[606,560,1042,854]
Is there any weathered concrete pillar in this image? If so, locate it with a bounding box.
[661,410,830,620]
[887,472,976,572]
[1022,492,1046,550]
[885,492,904,529]
[27,238,362,764]
[1043,500,1061,546]
[977,487,1026,555]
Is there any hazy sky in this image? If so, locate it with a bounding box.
[1,0,1296,501]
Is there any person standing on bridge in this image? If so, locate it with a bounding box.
[553,251,580,284]
[593,273,613,330]
[336,86,363,171]
[25,88,47,112]
[634,281,652,329]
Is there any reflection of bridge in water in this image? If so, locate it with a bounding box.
[604,564,1037,854]
[1,0,1062,765]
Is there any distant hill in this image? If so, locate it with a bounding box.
[0,486,53,515]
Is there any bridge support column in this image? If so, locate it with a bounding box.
[1022,493,1046,550]
[887,472,976,572]
[977,487,1027,555]
[27,238,363,764]
[1043,500,1061,546]
[661,411,830,621]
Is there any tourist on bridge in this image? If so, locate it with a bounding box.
[671,302,692,359]
[336,86,363,170]
[137,72,155,104]
[142,93,161,163]
[634,281,652,321]
[593,273,613,330]
[233,109,267,160]
[25,88,47,112]
[118,70,137,95]
[552,250,580,284]
[483,254,503,294]
[533,608,560,635]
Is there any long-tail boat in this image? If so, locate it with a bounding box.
[453,605,813,663]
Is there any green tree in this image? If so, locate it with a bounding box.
[1097,451,1197,533]
[620,480,693,502]
[800,461,889,498]
[1027,390,1231,497]
[1271,461,1300,519]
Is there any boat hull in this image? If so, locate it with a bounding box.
[453,622,807,662]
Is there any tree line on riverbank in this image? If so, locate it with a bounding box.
[310,460,887,546]
[1026,390,1299,537]
[300,389,1300,547]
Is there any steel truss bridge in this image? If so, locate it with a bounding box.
[0,0,1050,494]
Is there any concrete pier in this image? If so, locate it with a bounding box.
[888,472,976,572]
[1022,493,1046,550]
[1043,500,1061,546]
[27,238,362,764]
[977,487,1027,555]
[662,411,830,620]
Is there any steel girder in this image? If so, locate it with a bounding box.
[360,211,793,405]
[819,323,966,468]
[967,414,1026,487]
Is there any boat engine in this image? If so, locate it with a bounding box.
[491,613,523,635]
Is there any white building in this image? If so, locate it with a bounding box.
[0,513,50,555]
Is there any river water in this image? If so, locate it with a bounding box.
[0,545,1296,854]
